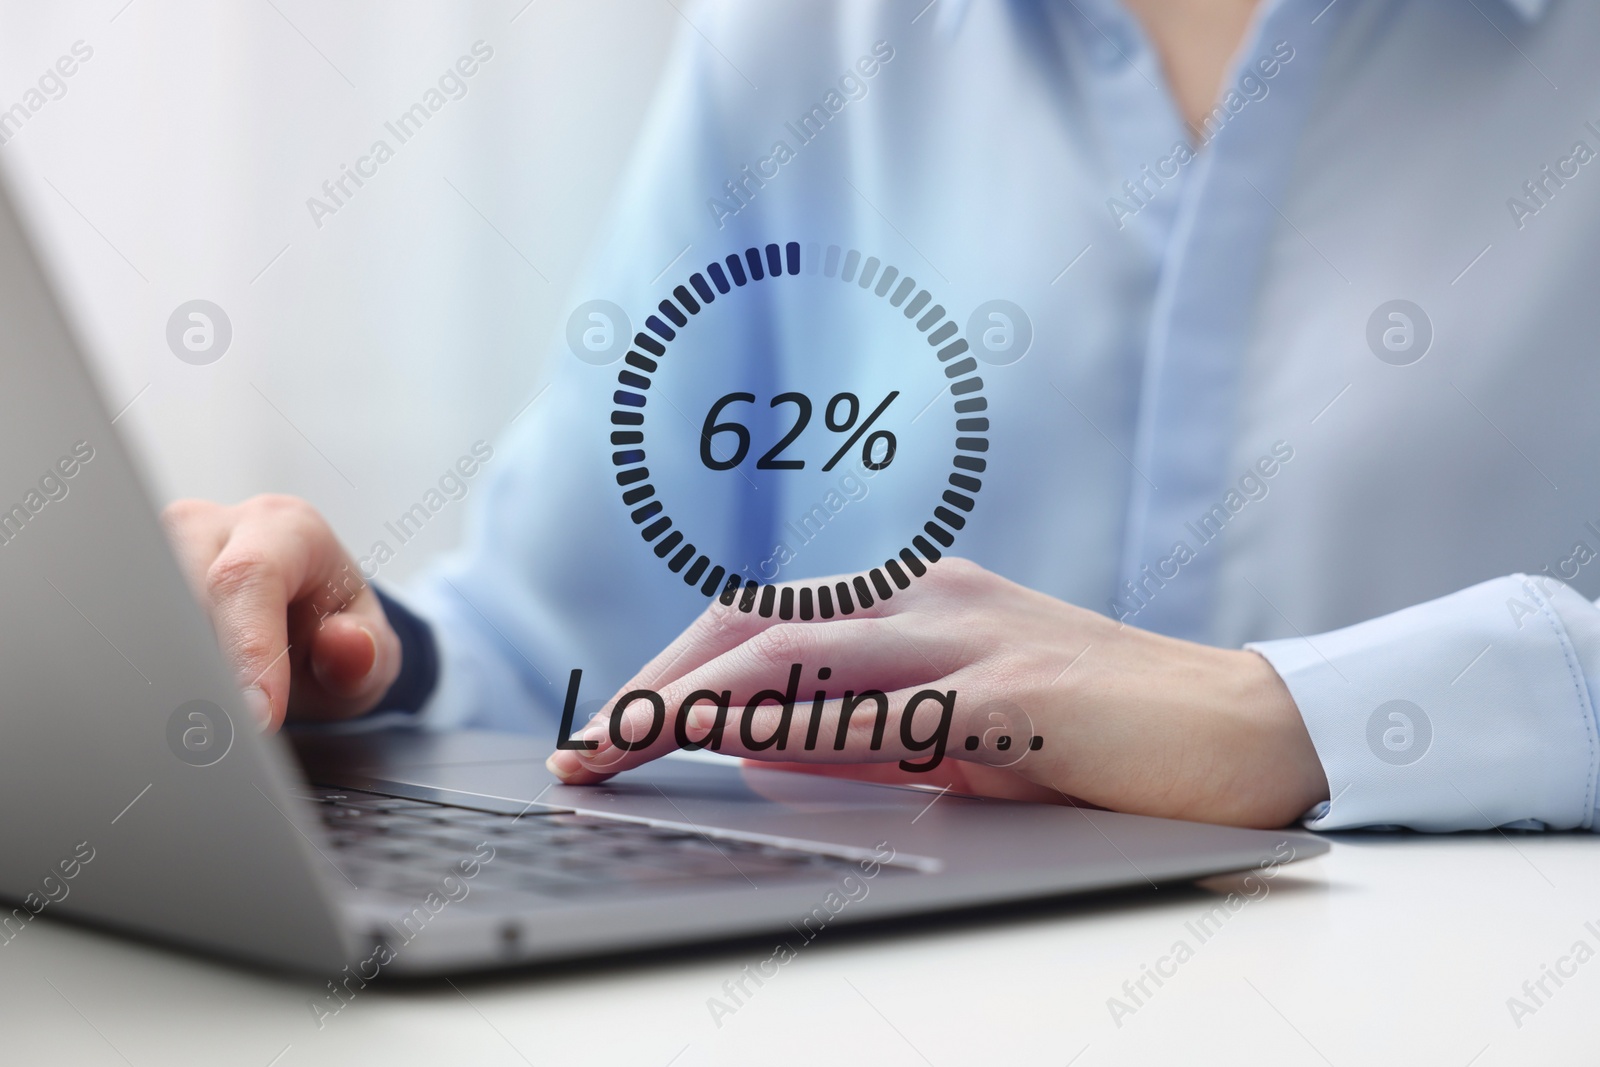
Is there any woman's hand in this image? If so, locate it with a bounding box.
[544,558,1329,828]
[161,494,401,731]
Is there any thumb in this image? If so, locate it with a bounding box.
[289,587,402,720]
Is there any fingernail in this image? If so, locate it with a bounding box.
[578,723,610,755]
[243,686,272,731]
[546,750,582,780]
[355,623,377,677]
[688,706,715,731]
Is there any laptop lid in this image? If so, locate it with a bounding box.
[0,168,351,971]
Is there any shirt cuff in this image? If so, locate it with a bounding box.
[371,586,440,717]
[1246,575,1600,832]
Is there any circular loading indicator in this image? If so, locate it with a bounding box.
[610,241,988,618]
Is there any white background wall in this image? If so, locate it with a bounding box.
[0,0,676,579]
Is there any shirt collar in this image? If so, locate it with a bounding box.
[933,0,1554,35]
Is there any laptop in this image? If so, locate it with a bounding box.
[0,171,1328,976]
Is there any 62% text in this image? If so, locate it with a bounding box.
[699,391,900,472]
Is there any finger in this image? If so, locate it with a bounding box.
[632,676,1050,782]
[554,663,1002,786]
[548,616,958,782]
[204,500,352,730]
[557,683,965,785]
[646,611,954,710]
[620,599,769,696]
[621,569,911,695]
[657,613,957,708]
[547,561,982,783]
[716,689,1055,783]
[160,499,231,602]
[287,579,402,720]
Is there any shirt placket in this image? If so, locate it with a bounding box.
[1115,0,1343,641]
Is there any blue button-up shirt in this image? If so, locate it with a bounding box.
[404,0,1600,833]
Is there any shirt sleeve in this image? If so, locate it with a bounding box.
[1247,574,1600,832]
[393,1,786,735]
[369,586,440,716]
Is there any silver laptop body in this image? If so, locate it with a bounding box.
[0,171,1327,976]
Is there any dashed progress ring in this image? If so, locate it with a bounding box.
[609,241,988,618]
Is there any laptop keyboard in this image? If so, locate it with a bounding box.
[302,787,890,901]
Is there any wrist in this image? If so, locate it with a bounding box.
[1225,648,1329,827]
[370,587,438,716]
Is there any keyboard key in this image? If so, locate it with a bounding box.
[309,789,894,901]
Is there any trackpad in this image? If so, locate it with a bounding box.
[405,755,933,818]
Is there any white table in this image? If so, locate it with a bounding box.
[3,832,1592,1065]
